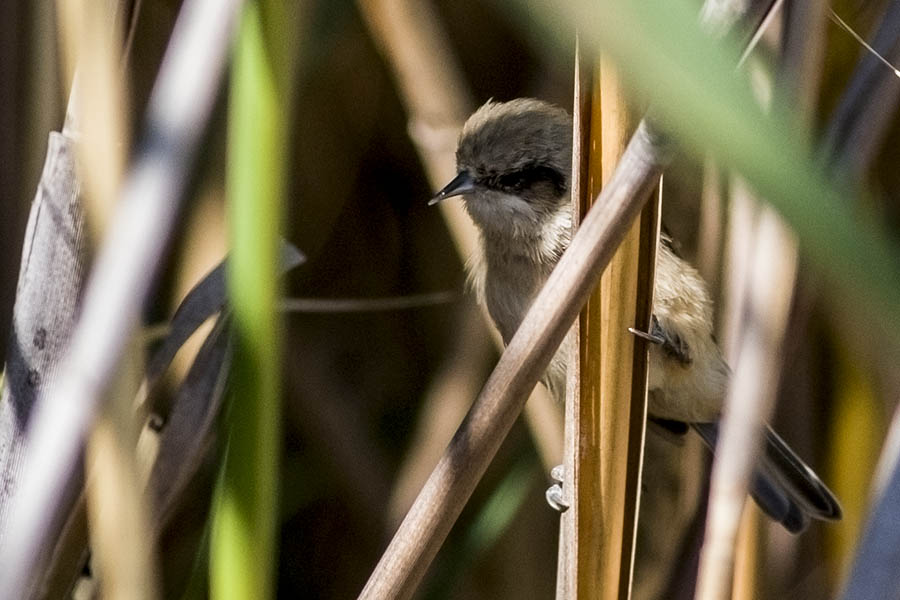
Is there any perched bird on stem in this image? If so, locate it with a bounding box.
[430,98,841,533]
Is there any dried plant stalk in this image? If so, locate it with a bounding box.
[57,0,130,241]
[593,57,658,600]
[556,39,592,599]
[86,371,159,600]
[59,1,160,597]
[557,52,658,600]
[694,209,798,600]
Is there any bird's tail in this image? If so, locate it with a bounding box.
[692,422,842,534]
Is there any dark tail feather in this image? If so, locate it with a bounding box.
[691,423,841,534]
[762,427,843,520]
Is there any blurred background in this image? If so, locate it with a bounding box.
[2,0,899,598]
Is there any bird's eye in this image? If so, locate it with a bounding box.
[492,165,567,196]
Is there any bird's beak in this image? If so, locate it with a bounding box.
[429,171,475,206]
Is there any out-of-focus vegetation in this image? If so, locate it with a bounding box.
[211,2,288,599]
[1,0,899,597]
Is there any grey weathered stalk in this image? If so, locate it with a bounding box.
[0,133,88,545]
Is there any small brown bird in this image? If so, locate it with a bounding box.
[430,98,841,532]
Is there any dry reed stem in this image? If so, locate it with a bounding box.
[556,39,592,599]
[694,208,799,600]
[86,377,160,600]
[730,508,761,600]
[58,1,160,597]
[556,50,658,600]
[714,176,760,600]
[58,0,130,241]
[593,58,658,600]
[697,156,725,308]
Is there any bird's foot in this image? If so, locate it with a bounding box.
[545,464,569,512]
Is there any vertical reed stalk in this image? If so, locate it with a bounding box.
[557,44,659,600]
